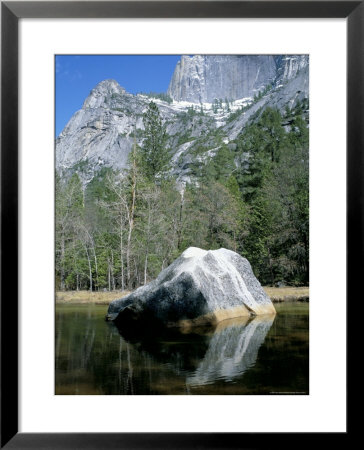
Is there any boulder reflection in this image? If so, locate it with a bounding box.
[115,314,275,386]
[186,315,274,386]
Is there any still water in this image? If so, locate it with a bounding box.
[55,303,309,395]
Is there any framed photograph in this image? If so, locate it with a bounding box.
[1,1,355,447]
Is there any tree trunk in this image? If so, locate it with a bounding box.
[126,230,132,289]
[85,247,93,291]
[144,253,148,285]
[92,243,99,291]
[60,232,65,291]
[143,197,152,286]
[134,258,139,288]
[120,223,125,291]
[108,259,111,291]
[126,139,138,289]
[111,250,116,291]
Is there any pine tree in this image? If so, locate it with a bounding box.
[140,101,170,181]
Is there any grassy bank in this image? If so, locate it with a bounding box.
[264,286,309,303]
[55,290,130,305]
[56,286,309,305]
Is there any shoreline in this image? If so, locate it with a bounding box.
[263,286,309,303]
[55,286,309,305]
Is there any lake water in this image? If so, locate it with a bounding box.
[55,302,309,395]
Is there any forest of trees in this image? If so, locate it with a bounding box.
[56,100,309,291]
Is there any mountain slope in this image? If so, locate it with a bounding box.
[56,55,309,183]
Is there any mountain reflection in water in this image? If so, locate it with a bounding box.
[55,303,308,395]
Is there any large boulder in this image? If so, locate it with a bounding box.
[106,247,276,328]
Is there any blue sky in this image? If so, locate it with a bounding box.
[55,55,181,136]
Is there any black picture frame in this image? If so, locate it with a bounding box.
[1,1,356,448]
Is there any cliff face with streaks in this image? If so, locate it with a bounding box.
[167,55,277,103]
[167,54,308,103]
